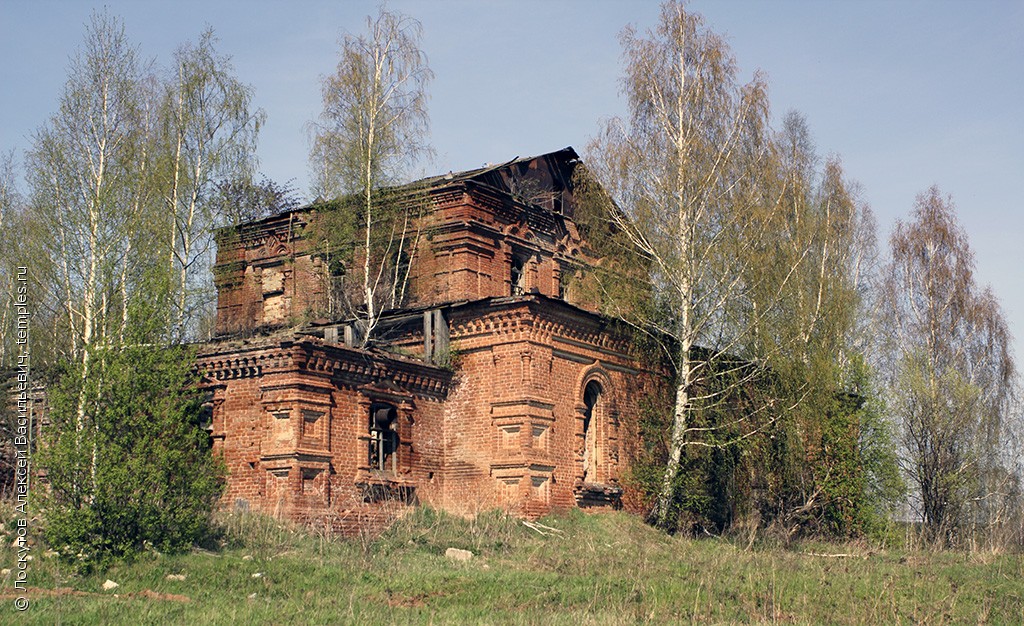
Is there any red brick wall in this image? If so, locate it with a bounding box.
[213,213,325,336]
[199,296,662,529]
[203,151,667,531]
[380,296,656,519]
[211,179,599,337]
[404,186,596,311]
[197,339,451,530]
[435,297,650,518]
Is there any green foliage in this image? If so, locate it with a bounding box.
[308,187,427,323]
[305,7,432,337]
[626,356,756,535]
[208,175,301,227]
[627,348,903,541]
[847,356,905,535]
[310,192,386,274]
[38,342,224,567]
[744,356,900,539]
[625,387,674,514]
[578,4,887,537]
[309,8,432,200]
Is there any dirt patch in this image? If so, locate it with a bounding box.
[384,590,446,608]
[131,589,191,603]
[0,586,191,603]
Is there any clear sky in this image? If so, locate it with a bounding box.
[2,0,1023,366]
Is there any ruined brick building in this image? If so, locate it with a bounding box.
[196,148,664,531]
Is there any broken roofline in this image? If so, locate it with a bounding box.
[215,146,582,237]
[307,292,636,345]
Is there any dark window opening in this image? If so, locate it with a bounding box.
[558,266,573,300]
[369,403,399,472]
[326,256,347,318]
[510,255,525,296]
[198,392,215,434]
[582,381,601,483]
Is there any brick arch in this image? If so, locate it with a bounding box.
[573,365,618,488]
[576,364,612,400]
[504,222,537,241]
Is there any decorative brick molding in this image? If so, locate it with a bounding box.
[200,149,669,533]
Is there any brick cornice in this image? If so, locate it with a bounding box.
[195,344,294,381]
[447,296,636,359]
[196,337,451,399]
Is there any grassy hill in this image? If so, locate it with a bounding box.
[2,507,1022,624]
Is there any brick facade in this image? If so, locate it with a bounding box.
[198,148,666,531]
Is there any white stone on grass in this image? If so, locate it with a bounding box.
[445,547,473,561]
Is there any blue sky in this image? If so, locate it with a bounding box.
[2,0,1023,365]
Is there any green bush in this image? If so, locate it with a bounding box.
[38,343,224,567]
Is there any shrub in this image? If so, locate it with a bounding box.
[38,343,224,567]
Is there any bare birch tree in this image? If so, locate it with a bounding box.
[880,188,1017,545]
[26,11,154,363]
[0,152,25,368]
[754,113,876,370]
[582,2,801,529]
[159,28,264,340]
[24,11,158,503]
[309,7,432,342]
[19,14,234,554]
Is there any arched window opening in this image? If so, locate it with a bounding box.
[510,255,526,296]
[369,403,399,472]
[325,256,347,318]
[582,380,602,483]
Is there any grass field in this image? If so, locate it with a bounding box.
[2,508,1022,624]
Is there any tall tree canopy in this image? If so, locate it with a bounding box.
[747,112,898,535]
[0,152,27,369]
[581,3,894,535]
[159,28,264,340]
[308,7,433,340]
[21,11,242,563]
[880,187,1017,545]
[582,1,789,529]
[26,10,153,365]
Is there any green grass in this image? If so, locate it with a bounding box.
[1,508,1022,624]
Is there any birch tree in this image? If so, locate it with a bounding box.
[582,2,796,529]
[24,11,158,508]
[0,152,24,369]
[26,11,152,367]
[880,188,1017,545]
[159,28,264,340]
[25,13,231,559]
[746,112,899,534]
[309,7,432,341]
